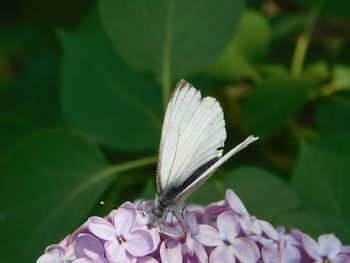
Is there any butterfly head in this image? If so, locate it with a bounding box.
[151,193,167,219]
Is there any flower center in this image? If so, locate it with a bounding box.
[117,236,126,244]
[223,239,231,246]
[322,258,330,263]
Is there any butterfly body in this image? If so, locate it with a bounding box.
[151,79,258,227]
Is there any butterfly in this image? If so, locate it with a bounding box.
[151,79,258,230]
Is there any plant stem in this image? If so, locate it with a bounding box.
[106,155,157,176]
[291,0,324,77]
[162,0,174,110]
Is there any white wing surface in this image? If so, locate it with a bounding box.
[157,79,226,192]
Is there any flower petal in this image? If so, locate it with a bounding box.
[332,254,350,263]
[281,243,301,263]
[112,202,137,235]
[88,216,117,241]
[74,234,104,259]
[226,189,248,215]
[209,245,235,263]
[160,238,183,263]
[36,250,63,263]
[193,239,208,263]
[105,241,126,263]
[302,234,323,260]
[125,229,155,257]
[205,200,229,218]
[240,215,261,236]
[72,259,92,263]
[137,256,159,263]
[262,245,279,263]
[196,224,222,247]
[217,211,241,241]
[231,237,260,263]
[185,210,198,236]
[259,220,279,240]
[318,234,341,258]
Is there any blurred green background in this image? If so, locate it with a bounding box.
[1,0,350,261]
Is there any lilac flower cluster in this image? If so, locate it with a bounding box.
[37,189,350,263]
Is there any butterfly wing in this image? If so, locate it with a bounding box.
[156,79,226,192]
[174,135,259,201]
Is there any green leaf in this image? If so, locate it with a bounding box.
[276,210,350,244]
[206,43,260,81]
[233,10,271,62]
[316,92,350,134]
[222,167,301,221]
[332,65,350,90]
[12,48,62,126]
[0,129,111,262]
[100,0,244,80]
[296,0,350,18]
[188,178,223,205]
[291,143,350,220]
[316,131,350,156]
[206,9,271,81]
[242,78,314,139]
[60,31,162,152]
[0,115,36,157]
[271,14,304,41]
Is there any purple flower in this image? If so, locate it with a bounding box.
[74,234,107,262]
[88,202,158,262]
[302,233,350,263]
[36,189,350,263]
[226,189,279,240]
[160,238,182,263]
[183,210,208,262]
[196,211,260,263]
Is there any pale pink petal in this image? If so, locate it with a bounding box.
[125,229,154,257]
[231,237,260,263]
[259,220,279,240]
[112,202,136,235]
[217,211,241,241]
[281,243,301,263]
[185,210,198,236]
[262,245,279,263]
[37,249,63,263]
[240,215,262,236]
[196,225,222,246]
[318,234,341,258]
[226,189,248,215]
[148,228,161,253]
[185,233,195,253]
[341,246,350,254]
[205,200,229,217]
[137,256,159,263]
[72,259,92,263]
[302,234,323,260]
[69,222,89,244]
[209,245,235,263]
[84,249,107,262]
[332,254,350,263]
[74,234,104,258]
[105,241,126,263]
[160,238,183,263]
[88,217,117,241]
[193,239,208,263]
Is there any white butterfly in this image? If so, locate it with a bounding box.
[151,79,258,229]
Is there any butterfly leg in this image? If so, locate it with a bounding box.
[173,210,189,233]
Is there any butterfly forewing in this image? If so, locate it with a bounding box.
[157,80,226,192]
